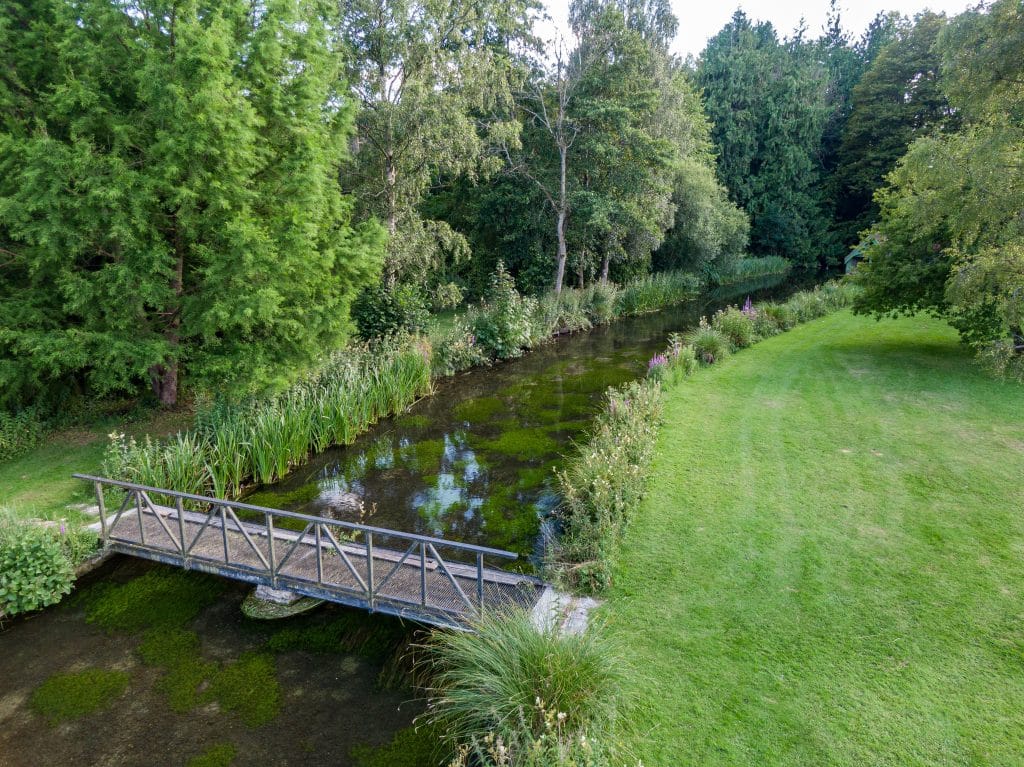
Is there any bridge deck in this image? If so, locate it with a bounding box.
[78,475,545,629]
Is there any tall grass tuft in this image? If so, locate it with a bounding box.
[425,609,624,756]
[686,320,732,365]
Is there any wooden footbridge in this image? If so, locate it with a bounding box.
[75,475,547,629]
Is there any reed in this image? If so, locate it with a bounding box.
[715,255,792,285]
[614,270,701,316]
[104,340,434,499]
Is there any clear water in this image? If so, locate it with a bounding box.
[246,277,795,569]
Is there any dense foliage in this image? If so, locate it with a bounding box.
[0,0,384,410]
[0,514,95,616]
[853,0,1024,380]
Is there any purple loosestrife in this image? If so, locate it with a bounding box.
[742,297,757,319]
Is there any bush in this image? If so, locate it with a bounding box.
[426,609,622,755]
[471,264,537,360]
[685,319,732,365]
[0,406,46,462]
[431,282,464,312]
[712,306,756,349]
[0,518,75,616]
[584,281,619,325]
[431,318,490,377]
[552,380,663,593]
[760,302,797,331]
[352,283,430,341]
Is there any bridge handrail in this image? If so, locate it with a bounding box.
[73,473,518,560]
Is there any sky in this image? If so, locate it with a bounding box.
[538,0,979,58]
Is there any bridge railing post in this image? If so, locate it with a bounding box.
[175,497,186,557]
[366,531,375,611]
[476,552,484,616]
[93,481,107,543]
[266,513,277,587]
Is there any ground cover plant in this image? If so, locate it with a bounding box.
[605,311,1024,765]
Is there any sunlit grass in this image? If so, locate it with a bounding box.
[606,312,1024,765]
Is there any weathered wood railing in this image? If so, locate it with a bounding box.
[74,474,539,627]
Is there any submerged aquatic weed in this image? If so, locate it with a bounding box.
[83,568,224,633]
[31,668,130,724]
[187,744,238,767]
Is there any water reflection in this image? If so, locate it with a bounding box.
[247,276,796,567]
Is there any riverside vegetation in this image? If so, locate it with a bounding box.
[418,279,862,766]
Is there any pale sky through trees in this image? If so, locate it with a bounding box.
[539,0,978,57]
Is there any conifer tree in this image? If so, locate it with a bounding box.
[0,0,384,409]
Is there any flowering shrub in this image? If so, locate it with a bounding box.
[552,380,663,593]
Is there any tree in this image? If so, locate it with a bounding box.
[339,0,536,287]
[698,12,829,268]
[833,12,954,248]
[853,0,1024,378]
[0,0,384,409]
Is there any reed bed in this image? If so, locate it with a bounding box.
[104,342,433,500]
[614,270,702,316]
[715,255,792,285]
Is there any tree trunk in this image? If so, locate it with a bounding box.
[600,252,610,282]
[149,361,178,407]
[554,207,568,294]
[150,216,184,407]
[553,144,569,294]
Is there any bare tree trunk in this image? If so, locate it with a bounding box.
[555,209,568,293]
[600,252,610,282]
[553,144,569,294]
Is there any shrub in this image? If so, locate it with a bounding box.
[352,283,430,341]
[712,306,756,349]
[432,318,490,377]
[0,518,75,616]
[472,264,536,360]
[431,282,464,312]
[552,380,663,593]
[0,406,46,462]
[685,319,732,365]
[584,281,619,325]
[760,302,797,331]
[425,609,622,753]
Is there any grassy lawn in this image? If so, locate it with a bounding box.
[607,311,1024,766]
[0,408,192,524]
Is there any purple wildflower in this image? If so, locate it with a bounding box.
[648,354,668,370]
[742,296,757,318]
